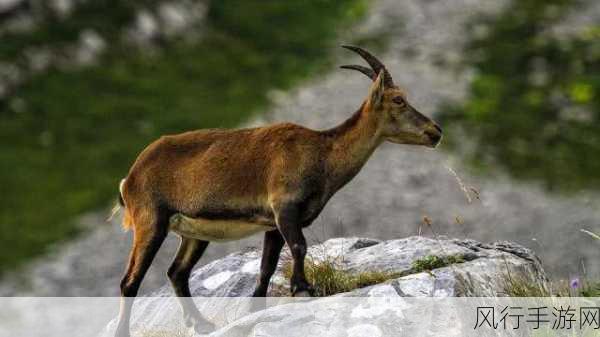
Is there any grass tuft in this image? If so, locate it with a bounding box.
[278,257,401,297]
[504,275,600,297]
[410,254,465,273]
[580,282,600,297]
[503,275,550,297]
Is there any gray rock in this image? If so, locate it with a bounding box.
[125,1,208,46]
[72,29,106,66]
[24,46,53,72]
[100,236,547,337]
[48,0,74,18]
[125,9,160,46]
[0,0,23,14]
[158,1,207,37]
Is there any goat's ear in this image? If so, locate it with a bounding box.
[366,70,385,108]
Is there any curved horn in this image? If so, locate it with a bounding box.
[340,65,376,80]
[341,45,394,87]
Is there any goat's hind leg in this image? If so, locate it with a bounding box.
[168,237,215,334]
[115,212,168,337]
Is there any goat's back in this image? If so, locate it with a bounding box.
[122,123,328,216]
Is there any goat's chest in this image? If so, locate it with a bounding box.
[169,214,275,242]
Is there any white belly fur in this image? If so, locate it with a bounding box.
[169,213,275,242]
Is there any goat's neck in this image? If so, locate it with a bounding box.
[324,103,383,189]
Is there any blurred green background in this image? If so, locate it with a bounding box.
[0,0,368,273]
[440,0,599,191]
[0,0,598,278]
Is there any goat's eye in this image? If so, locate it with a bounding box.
[392,96,406,107]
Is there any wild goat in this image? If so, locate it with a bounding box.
[113,46,442,336]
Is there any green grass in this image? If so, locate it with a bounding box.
[580,282,600,297]
[504,275,600,297]
[410,254,465,273]
[0,0,369,274]
[277,257,401,297]
[503,275,551,297]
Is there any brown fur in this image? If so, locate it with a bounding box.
[122,207,134,230]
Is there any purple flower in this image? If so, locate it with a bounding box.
[570,277,580,289]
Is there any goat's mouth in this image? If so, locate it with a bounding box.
[424,130,442,148]
[386,127,442,146]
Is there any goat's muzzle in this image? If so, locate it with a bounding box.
[424,123,442,148]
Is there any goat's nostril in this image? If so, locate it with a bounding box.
[425,129,442,146]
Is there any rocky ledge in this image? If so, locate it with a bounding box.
[103,236,548,336]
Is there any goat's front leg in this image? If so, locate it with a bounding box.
[273,203,313,297]
[250,230,285,312]
[253,230,285,297]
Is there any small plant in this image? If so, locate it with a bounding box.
[278,257,401,297]
[411,254,465,273]
[581,229,600,242]
[570,278,600,297]
[503,275,550,297]
[503,275,600,297]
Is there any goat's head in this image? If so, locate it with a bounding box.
[341,45,442,148]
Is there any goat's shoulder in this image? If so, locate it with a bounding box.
[261,123,330,190]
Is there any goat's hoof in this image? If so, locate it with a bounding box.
[292,285,314,297]
[291,283,315,297]
[293,289,312,297]
[191,321,215,336]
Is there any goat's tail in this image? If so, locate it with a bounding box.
[107,178,134,231]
